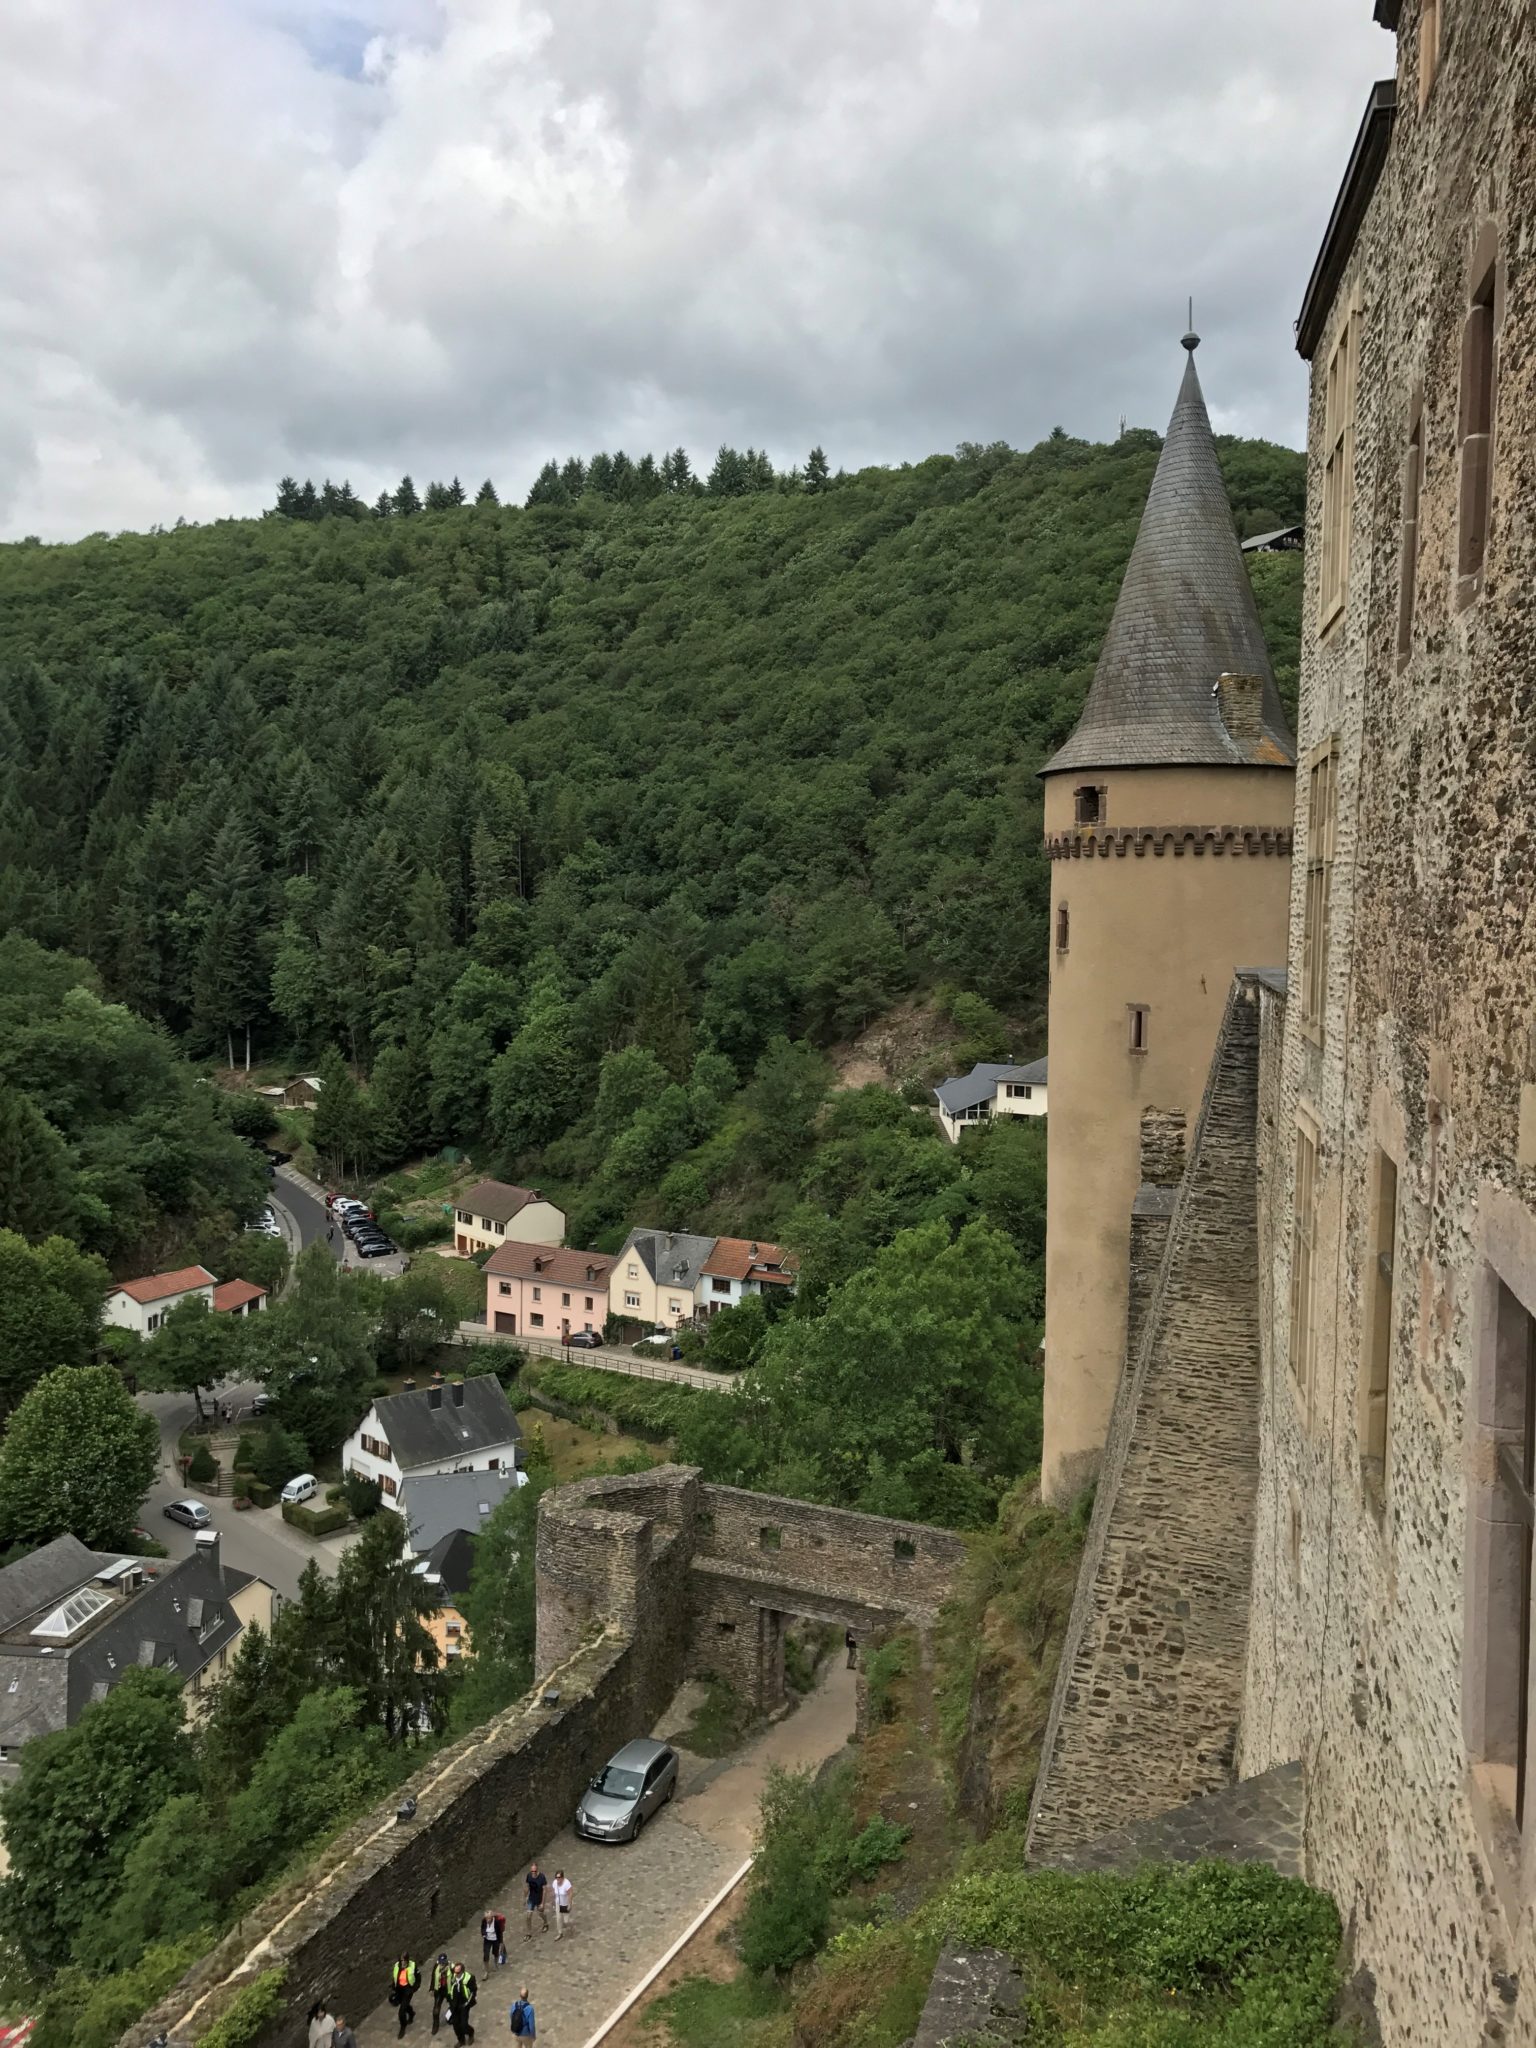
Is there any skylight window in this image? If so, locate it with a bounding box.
[31,1587,113,1641]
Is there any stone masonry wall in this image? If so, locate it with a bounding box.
[1238,10,1536,2044]
[1027,976,1267,1859]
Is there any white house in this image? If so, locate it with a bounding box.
[695,1237,797,1317]
[933,1058,1048,1143]
[452,1179,566,1259]
[102,1266,217,1338]
[342,1377,523,1504]
[212,1279,268,1319]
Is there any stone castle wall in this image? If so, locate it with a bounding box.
[126,1466,961,2048]
[1027,976,1268,1857]
[1237,8,1536,2044]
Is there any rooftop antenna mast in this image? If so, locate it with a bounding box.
[1183,298,1200,352]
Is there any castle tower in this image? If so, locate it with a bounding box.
[1039,335,1295,1506]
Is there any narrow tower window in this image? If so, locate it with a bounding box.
[1359,1149,1400,1507]
[1319,303,1359,629]
[1074,785,1103,827]
[1419,0,1441,107]
[1457,237,1498,604]
[1127,1004,1149,1055]
[1056,903,1070,953]
[1397,395,1425,666]
[1468,1281,1536,1834]
[1289,1118,1320,1418]
[1301,740,1336,1041]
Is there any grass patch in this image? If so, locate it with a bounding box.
[670,1677,751,1758]
[643,1973,789,2048]
[514,1409,653,1484]
[520,1358,709,1440]
[431,1258,493,1320]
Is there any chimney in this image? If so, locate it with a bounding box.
[428,1387,443,1410]
[452,1381,465,1407]
[1215,672,1264,746]
[194,1528,220,1578]
[749,1243,758,1260]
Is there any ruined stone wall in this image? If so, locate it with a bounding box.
[1240,10,1536,2043]
[697,1485,964,1614]
[1027,977,1267,1858]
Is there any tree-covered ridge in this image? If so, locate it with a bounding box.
[0,428,1304,1118]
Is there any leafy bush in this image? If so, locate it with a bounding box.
[342,1471,384,1519]
[249,1424,308,1491]
[282,1500,350,1536]
[199,1968,289,2048]
[240,1477,277,1509]
[845,1815,910,1883]
[863,1638,908,1727]
[739,1763,901,1977]
[34,1932,212,2048]
[186,1443,218,1484]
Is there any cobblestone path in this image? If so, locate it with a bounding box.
[352,1659,855,2048]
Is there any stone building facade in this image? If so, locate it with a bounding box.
[1029,7,1536,2043]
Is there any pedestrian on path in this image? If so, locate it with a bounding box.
[550,1872,572,1941]
[390,1954,419,2038]
[508,1990,535,2040]
[429,1956,452,2034]
[333,2018,357,2048]
[448,1963,477,2045]
[845,1629,858,1670]
[480,1912,497,1967]
[307,2001,336,2048]
[493,1910,507,1964]
[523,1864,548,1939]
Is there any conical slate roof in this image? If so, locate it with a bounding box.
[1042,345,1295,776]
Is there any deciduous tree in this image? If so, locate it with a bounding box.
[0,1365,158,1550]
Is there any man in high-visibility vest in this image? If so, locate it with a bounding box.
[390,1954,419,2039]
[429,1954,452,2035]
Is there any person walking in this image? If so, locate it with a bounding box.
[523,1864,548,1940]
[429,1954,452,2034]
[550,1871,572,1941]
[493,1910,507,1965]
[307,2002,336,2048]
[390,1953,419,2038]
[845,1629,858,1670]
[333,2018,358,2048]
[448,1962,477,2046]
[480,1911,497,1968]
[508,1989,535,2040]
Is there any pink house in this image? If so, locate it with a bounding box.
[483,1244,615,1341]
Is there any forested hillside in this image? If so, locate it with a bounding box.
[0,430,1303,1095]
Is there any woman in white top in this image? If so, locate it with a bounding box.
[551,1871,573,1940]
[308,2002,337,2048]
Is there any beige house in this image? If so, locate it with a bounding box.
[610,1228,716,1330]
[452,1179,565,1258]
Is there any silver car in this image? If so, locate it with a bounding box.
[575,1739,678,1842]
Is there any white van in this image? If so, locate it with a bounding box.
[281,1473,318,1506]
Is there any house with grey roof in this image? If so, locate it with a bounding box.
[0,1531,274,1778]
[933,1058,1048,1142]
[341,1375,522,1505]
[396,1466,524,1559]
[609,1228,718,1330]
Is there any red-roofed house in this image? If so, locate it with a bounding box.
[211,1279,268,1320]
[102,1266,217,1339]
[696,1238,797,1317]
[483,1243,615,1340]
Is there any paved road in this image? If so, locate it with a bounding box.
[270,1166,341,1269]
[141,1389,353,1604]
[352,1661,857,2048]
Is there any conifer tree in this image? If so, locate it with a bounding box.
[525,462,564,506]
[475,478,499,505]
[0,1090,76,1243]
[274,476,303,517]
[558,456,586,496]
[805,445,830,493]
[392,474,421,516]
[192,815,268,1070]
[707,445,747,496]
[661,447,695,493]
[373,490,393,518]
[297,480,319,520]
[585,452,615,498]
[446,476,466,506]
[423,480,452,511]
[310,1045,369,1180]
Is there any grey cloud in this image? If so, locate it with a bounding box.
[0,0,1388,539]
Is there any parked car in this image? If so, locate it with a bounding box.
[575,1740,678,1842]
[248,1204,281,1238]
[164,1498,212,1529]
[335,1197,374,1222]
[280,1474,318,1506]
[636,1329,671,1348]
[567,1330,602,1349]
[355,1236,395,1259]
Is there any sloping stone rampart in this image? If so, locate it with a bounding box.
[1027,975,1267,1858]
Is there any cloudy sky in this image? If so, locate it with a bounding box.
[3,0,1390,541]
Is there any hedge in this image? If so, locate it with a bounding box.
[282,1499,350,1536]
[234,1473,277,1509]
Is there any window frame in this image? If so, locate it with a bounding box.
[1457,227,1500,609]
[1056,900,1070,953]
[1318,299,1360,633]
[1289,1112,1321,1423]
[1127,1004,1149,1056]
[1396,387,1425,667]
[1300,738,1337,1044]
[1358,1147,1401,1514]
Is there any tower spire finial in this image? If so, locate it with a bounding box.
[1182,298,1199,353]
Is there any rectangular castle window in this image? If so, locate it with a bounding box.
[1457,235,1499,605]
[893,1537,916,1561]
[1301,740,1336,1041]
[1074,785,1103,827]
[1056,901,1070,953]
[1128,1004,1149,1055]
[1289,1117,1320,1419]
[759,1526,782,1551]
[1319,301,1359,630]
[1360,1149,1400,1510]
